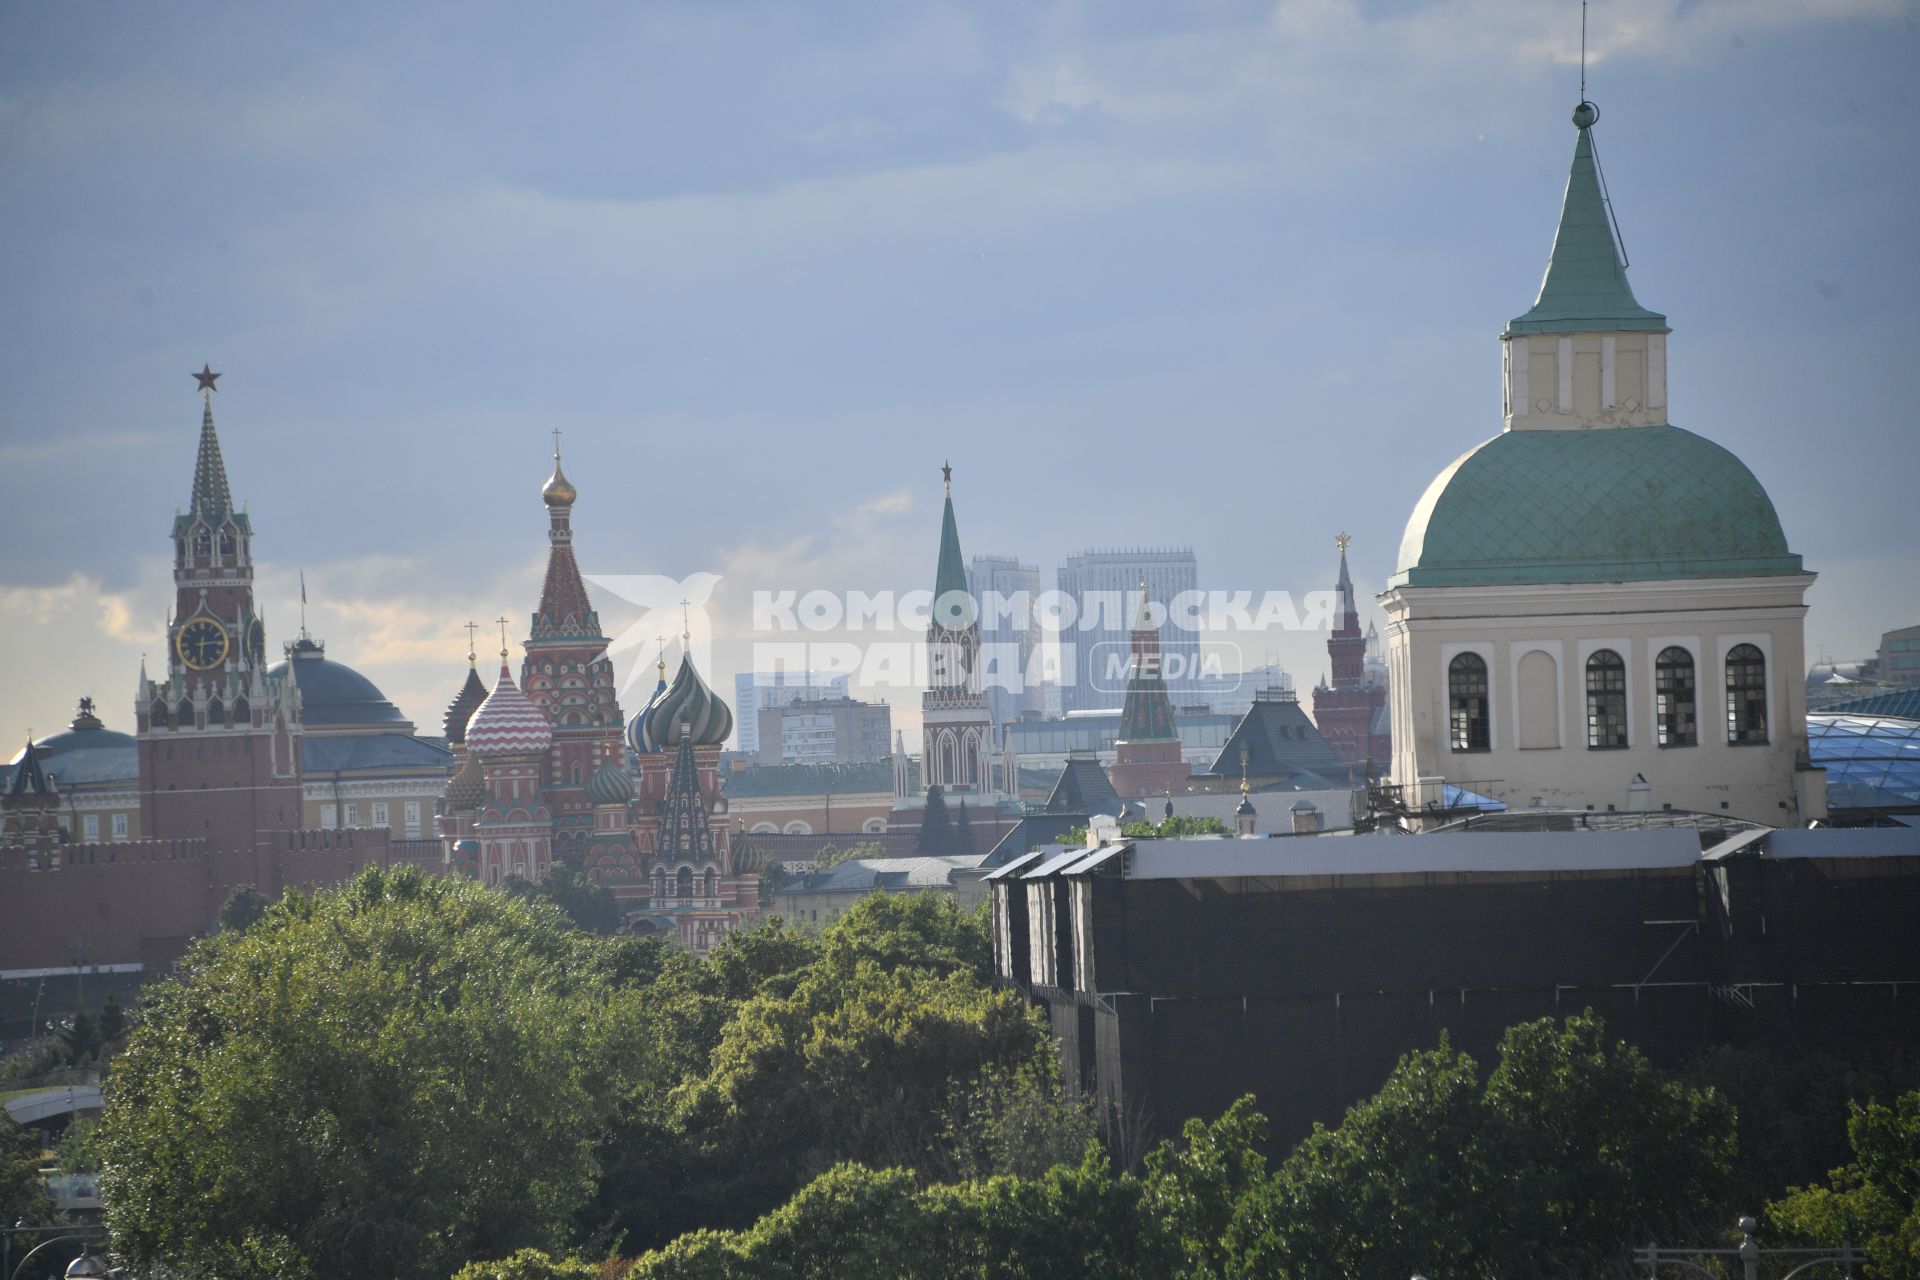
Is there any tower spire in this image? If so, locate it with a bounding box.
[188,365,233,515]
[1506,102,1665,336]
[933,465,968,602]
[532,435,596,640]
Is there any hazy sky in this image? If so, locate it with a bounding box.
[2,0,1915,745]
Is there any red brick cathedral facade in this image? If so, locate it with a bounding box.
[438,447,758,952]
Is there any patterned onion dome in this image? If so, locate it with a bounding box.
[633,652,733,752]
[626,665,669,756]
[586,760,635,805]
[443,754,486,809]
[443,663,490,744]
[464,663,554,756]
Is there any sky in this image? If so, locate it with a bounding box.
[2,0,1916,747]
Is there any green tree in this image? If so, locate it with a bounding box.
[917,785,954,853]
[218,882,272,932]
[449,1249,603,1280]
[58,1010,100,1064]
[100,865,623,1280]
[58,1115,105,1175]
[98,993,127,1043]
[1769,1089,1920,1280]
[812,841,884,872]
[625,1103,1275,1279]
[0,1111,53,1227]
[1237,1012,1735,1279]
[504,863,626,935]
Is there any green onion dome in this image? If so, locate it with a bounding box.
[632,652,733,752]
[443,754,486,810]
[586,760,635,806]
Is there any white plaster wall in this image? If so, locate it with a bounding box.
[1502,331,1669,430]
[1382,575,1819,825]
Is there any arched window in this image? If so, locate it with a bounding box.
[191,525,211,560]
[1585,650,1628,749]
[229,696,249,725]
[206,698,225,727]
[704,867,718,897]
[177,699,195,725]
[1655,648,1696,747]
[676,866,693,898]
[150,700,170,728]
[863,817,887,834]
[217,527,235,559]
[939,733,958,784]
[570,761,583,785]
[1448,653,1490,752]
[652,866,666,898]
[1726,644,1768,744]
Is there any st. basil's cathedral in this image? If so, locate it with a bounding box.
[436,446,760,954]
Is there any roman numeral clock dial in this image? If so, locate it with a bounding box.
[176,618,230,671]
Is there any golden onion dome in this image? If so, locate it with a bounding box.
[541,455,577,508]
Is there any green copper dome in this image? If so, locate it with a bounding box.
[1392,424,1802,588]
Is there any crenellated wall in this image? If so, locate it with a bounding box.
[0,825,398,969]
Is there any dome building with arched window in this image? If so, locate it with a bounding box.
[1381,101,1826,827]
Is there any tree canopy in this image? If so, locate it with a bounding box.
[100,866,629,1280]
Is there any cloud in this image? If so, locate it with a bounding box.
[0,431,155,464]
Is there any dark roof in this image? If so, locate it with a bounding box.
[724,759,904,798]
[302,735,453,773]
[1044,754,1122,817]
[986,815,1087,864]
[443,664,490,743]
[6,739,54,798]
[1205,691,1351,785]
[1816,690,1920,719]
[269,639,408,727]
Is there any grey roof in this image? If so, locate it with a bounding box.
[31,747,139,787]
[738,830,923,862]
[1044,754,1122,817]
[302,734,453,774]
[1204,691,1351,785]
[268,640,409,727]
[724,758,906,798]
[777,853,991,897]
[1119,828,1706,881]
[1423,807,1762,841]
[987,814,1089,863]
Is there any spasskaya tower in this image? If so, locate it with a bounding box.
[135,367,304,863]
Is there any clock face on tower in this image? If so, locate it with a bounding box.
[176,618,230,671]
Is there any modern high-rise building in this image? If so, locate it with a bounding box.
[968,554,1042,739]
[755,696,893,766]
[733,670,851,755]
[1056,549,1200,714]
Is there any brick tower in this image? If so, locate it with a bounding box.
[1310,533,1389,770]
[1108,584,1191,799]
[135,368,305,869]
[518,437,626,865]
